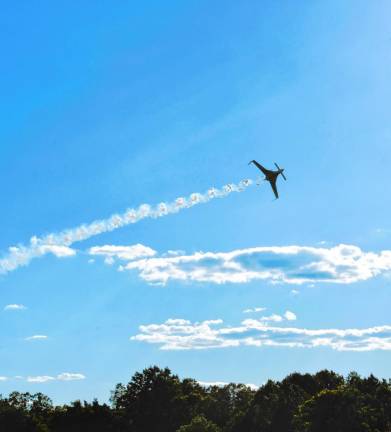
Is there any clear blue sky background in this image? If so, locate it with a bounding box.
[0,0,390,404]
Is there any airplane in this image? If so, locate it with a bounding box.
[248,160,286,199]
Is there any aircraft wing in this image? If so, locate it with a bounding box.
[250,160,269,175]
[270,180,279,199]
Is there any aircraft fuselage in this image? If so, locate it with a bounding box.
[248,160,286,199]
[264,169,283,181]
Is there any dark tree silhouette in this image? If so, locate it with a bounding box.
[0,391,52,432]
[1,367,391,432]
[50,399,120,432]
[111,366,203,432]
[203,383,255,431]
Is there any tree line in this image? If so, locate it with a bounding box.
[1,366,391,431]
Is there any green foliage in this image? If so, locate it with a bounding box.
[111,366,207,432]
[293,374,391,432]
[177,415,221,432]
[0,391,52,432]
[294,387,362,432]
[49,399,120,432]
[0,400,36,432]
[1,368,391,432]
[203,383,255,431]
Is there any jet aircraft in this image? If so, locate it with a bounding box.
[248,160,286,199]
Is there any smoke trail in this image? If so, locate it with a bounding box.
[0,179,254,274]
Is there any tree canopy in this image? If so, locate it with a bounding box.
[1,367,390,431]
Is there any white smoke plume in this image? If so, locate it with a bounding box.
[0,179,254,274]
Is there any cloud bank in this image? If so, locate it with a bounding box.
[103,243,391,286]
[131,314,391,352]
[0,179,253,275]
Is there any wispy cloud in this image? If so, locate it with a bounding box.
[246,310,296,323]
[0,373,86,383]
[89,244,156,263]
[119,244,391,285]
[57,372,85,381]
[0,243,76,275]
[131,314,391,352]
[26,373,86,383]
[25,335,48,341]
[27,375,55,383]
[4,304,27,311]
[243,307,266,314]
[0,180,253,275]
[259,314,284,322]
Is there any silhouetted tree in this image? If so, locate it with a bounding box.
[294,387,365,432]
[234,371,345,432]
[50,399,120,432]
[111,366,203,432]
[1,368,390,431]
[294,374,391,432]
[0,391,53,432]
[0,399,37,432]
[234,379,281,432]
[204,383,255,431]
[313,369,344,392]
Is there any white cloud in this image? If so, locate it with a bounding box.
[27,375,55,383]
[284,311,297,321]
[290,289,300,295]
[1,373,86,383]
[0,179,253,275]
[39,244,76,258]
[166,250,185,256]
[244,383,259,391]
[89,244,156,263]
[0,243,76,275]
[132,316,391,352]
[25,335,48,341]
[4,304,27,311]
[243,307,266,314]
[104,256,115,266]
[244,310,295,322]
[259,314,284,322]
[120,244,391,286]
[57,372,86,381]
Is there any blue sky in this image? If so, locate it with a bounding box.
[1,1,391,404]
